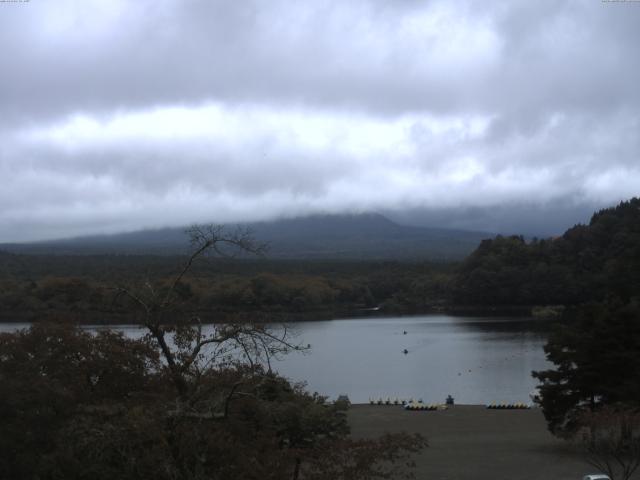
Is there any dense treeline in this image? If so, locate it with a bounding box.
[453,198,640,307]
[513,198,640,463]
[3,198,639,322]
[0,254,454,322]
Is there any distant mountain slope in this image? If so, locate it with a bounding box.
[1,213,492,261]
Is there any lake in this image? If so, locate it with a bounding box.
[0,315,552,405]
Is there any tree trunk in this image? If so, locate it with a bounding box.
[151,325,189,396]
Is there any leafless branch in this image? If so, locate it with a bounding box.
[112,286,151,315]
[107,224,299,399]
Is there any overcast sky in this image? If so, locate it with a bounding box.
[1,0,639,241]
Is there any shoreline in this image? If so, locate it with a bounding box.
[0,306,554,325]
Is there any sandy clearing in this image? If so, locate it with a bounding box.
[347,404,612,480]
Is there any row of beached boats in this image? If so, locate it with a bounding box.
[368,398,532,410]
[369,397,421,405]
[368,398,449,409]
[485,403,531,409]
[404,402,447,411]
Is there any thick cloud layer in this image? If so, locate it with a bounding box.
[1,0,639,241]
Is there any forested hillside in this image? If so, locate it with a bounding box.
[452,198,640,306]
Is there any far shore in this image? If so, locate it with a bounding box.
[0,305,555,325]
[348,404,598,480]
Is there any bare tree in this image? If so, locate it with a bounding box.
[113,224,304,398]
[577,406,640,480]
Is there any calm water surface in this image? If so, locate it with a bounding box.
[272,315,551,404]
[0,315,552,404]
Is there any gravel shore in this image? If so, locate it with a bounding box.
[348,404,600,480]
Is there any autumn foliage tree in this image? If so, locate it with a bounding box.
[578,406,640,480]
[0,323,161,479]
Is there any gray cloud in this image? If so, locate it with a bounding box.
[0,0,639,241]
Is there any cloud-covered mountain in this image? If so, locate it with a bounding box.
[1,213,492,261]
[0,1,638,241]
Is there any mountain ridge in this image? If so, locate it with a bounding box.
[0,213,494,261]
